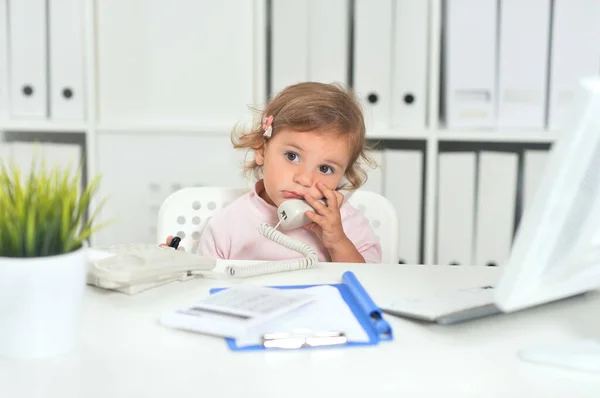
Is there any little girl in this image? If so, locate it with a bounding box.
[166,82,382,263]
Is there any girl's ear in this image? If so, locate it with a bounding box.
[255,146,265,166]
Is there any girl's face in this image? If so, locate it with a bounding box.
[254,128,352,207]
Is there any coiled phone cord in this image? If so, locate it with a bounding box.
[224,223,318,278]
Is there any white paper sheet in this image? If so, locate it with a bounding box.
[235,286,370,347]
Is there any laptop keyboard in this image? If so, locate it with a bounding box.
[381,285,496,319]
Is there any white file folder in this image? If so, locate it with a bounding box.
[522,149,549,214]
[392,0,429,130]
[0,0,8,119]
[548,0,600,132]
[9,141,82,177]
[271,0,348,95]
[49,0,85,120]
[384,149,424,264]
[0,137,11,160]
[353,0,393,134]
[444,0,497,129]
[436,152,476,265]
[497,0,550,130]
[271,0,309,95]
[474,152,518,267]
[308,0,348,85]
[8,0,48,119]
[360,150,383,195]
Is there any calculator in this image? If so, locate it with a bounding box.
[160,285,317,339]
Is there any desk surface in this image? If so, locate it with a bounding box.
[1,263,600,398]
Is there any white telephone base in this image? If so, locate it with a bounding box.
[87,244,216,295]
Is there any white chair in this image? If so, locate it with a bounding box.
[347,190,399,264]
[157,187,399,263]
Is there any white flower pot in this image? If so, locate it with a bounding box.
[0,248,86,359]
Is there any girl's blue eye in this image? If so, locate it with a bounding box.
[285,152,299,162]
[319,165,334,174]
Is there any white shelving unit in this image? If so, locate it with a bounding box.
[0,0,563,265]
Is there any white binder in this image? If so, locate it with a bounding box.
[8,0,48,119]
[49,0,85,120]
[271,0,308,95]
[9,141,82,177]
[522,149,549,214]
[360,150,383,195]
[497,0,551,130]
[353,0,393,134]
[436,152,476,265]
[0,0,8,119]
[384,149,423,264]
[444,0,497,129]
[0,137,11,160]
[271,0,348,95]
[548,0,600,132]
[392,0,429,130]
[474,152,518,267]
[308,0,348,85]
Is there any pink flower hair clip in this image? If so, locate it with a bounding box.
[262,115,274,138]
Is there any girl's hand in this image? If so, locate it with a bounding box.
[159,235,175,248]
[303,181,347,250]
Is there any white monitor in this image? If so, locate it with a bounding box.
[493,76,600,373]
[494,75,600,312]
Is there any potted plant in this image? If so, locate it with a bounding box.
[0,156,107,359]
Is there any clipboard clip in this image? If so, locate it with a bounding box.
[262,330,347,349]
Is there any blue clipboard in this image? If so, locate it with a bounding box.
[209,271,394,351]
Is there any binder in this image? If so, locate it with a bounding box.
[0,0,8,119]
[436,151,476,265]
[361,149,384,194]
[8,0,48,119]
[49,0,85,120]
[0,137,11,160]
[9,141,82,177]
[308,0,348,85]
[271,0,348,95]
[384,149,424,264]
[522,149,549,214]
[474,151,518,267]
[271,0,308,95]
[548,0,600,131]
[353,0,393,134]
[210,271,394,351]
[392,0,429,130]
[497,0,551,130]
[444,0,497,129]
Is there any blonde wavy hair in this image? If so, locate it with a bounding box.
[231,82,375,190]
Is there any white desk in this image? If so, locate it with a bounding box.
[1,263,600,398]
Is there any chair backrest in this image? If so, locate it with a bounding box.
[156,186,249,253]
[157,187,399,263]
[346,190,399,264]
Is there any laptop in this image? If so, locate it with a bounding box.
[380,76,600,326]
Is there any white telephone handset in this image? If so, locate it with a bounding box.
[276,189,353,230]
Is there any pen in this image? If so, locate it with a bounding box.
[169,236,181,249]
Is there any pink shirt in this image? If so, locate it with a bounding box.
[197,180,382,263]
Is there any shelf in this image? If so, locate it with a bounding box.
[367,129,429,140]
[0,120,88,133]
[0,119,558,145]
[95,122,241,135]
[368,128,556,143]
[436,130,556,143]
